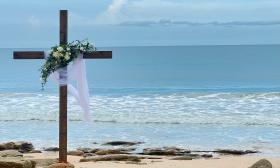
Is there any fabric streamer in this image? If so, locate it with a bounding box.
[44,52,91,121]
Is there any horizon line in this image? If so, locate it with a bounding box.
[1,43,280,49]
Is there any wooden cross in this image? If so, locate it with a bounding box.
[13,10,112,163]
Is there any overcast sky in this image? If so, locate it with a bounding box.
[1,0,280,47]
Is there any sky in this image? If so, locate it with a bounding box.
[0,0,280,47]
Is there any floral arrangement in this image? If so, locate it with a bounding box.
[40,40,96,88]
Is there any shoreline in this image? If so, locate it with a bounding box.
[23,152,280,168]
[2,120,280,157]
[1,141,280,167]
[1,139,279,158]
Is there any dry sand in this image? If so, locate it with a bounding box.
[24,152,280,168]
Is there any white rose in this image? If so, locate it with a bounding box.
[53,52,59,58]
[67,47,70,51]
[65,53,70,60]
[65,56,70,60]
[57,46,64,52]
[80,47,84,51]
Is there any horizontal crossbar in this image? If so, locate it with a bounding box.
[13,51,112,59]
[14,51,44,59]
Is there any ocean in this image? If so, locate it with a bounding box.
[0,45,280,156]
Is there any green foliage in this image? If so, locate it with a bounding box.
[40,40,96,89]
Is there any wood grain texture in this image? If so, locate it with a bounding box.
[13,51,44,59]
[14,51,112,59]
[59,9,68,163]
[59,85,67,163]
[60,10,68,45]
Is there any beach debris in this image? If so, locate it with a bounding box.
[47,162,74,168]
[72,147,136,156]
[95,148,136,155]
[44,147,59,152]
[28,150,42,153]
[76,148,99,153]
[102,141,144,146]
[83,153,95,157]
[145,157,162,160]
[0,141,34,153]
[249,159,272,168]
[30,158,58,167]
[215,149,258,155]
[95,149,130,155]
[126,161,148,165]
[116,147,137,152]
[170,156,194,160]
[201,154,213,158]
[80,154,142,162]
[142,147,191,156]
[67,150,84,156]
[103,141,143,146]
[0,150,23,157]
[17,142,34,153]
[0,157,36,168]
[170,153,213,160]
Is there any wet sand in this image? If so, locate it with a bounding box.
[24,152,280,168]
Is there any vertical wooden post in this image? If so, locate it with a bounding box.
[59,10,68,163]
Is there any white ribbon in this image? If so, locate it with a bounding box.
[44,53,91,121]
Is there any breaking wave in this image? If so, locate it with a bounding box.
[1,92,280,126]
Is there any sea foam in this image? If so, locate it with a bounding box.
[0,92,279,126]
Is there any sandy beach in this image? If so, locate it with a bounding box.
[1,141,279,168]
[1,1,280,168]
[22,152,280,168]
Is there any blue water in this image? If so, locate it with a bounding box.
[0,45,280,156]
